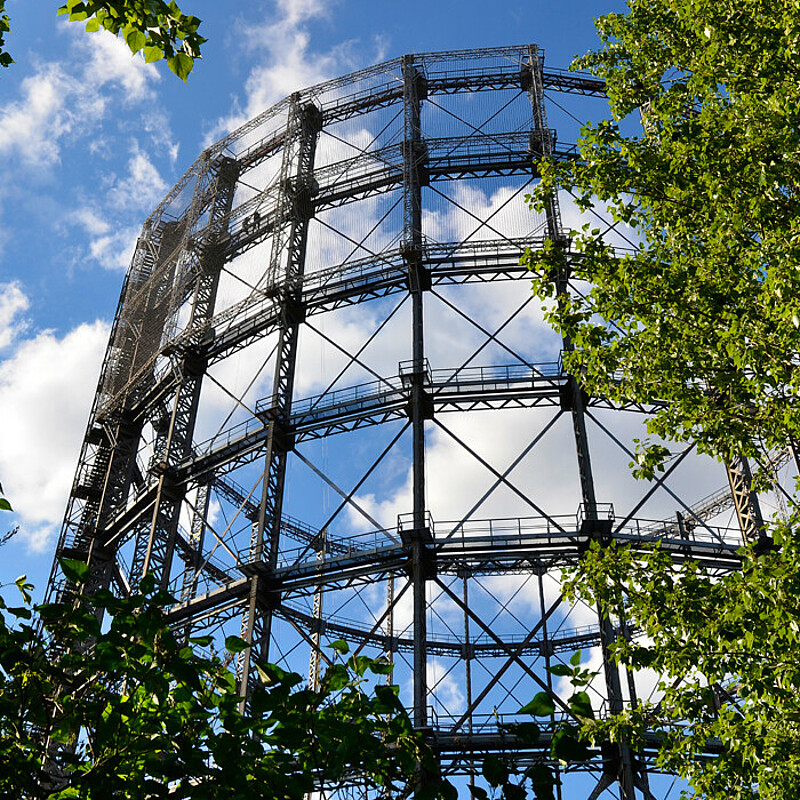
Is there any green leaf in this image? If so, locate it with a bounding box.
[469,787,489,800]
[255,661,285,685]
[547,663,573,677]
[551,726,590,763]
[125,27,146,53]
[374,684,403,712]
[0,497,12,511]
[568,690,594,720]
[481,753,509,787]
[501,783,526,800]
[368,656,394,675]
[143,45,163,63]
[569,649,582,667]
[224,635,251,654]
[502,721,541,744]
[189,635,212,647]
[167,51,193,81]
[519,692,556,716]
[59,557,90,584]
[328,639,350,655]
[526,763,558,800]
[85,17,99,32]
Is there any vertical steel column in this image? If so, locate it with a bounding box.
[462,572,475,790]
[525,46,638,799]
[131,156,239,590]
[240,96,322,695]
[401,55,432,730]
[308,528,327,691]
[182,479,211,603]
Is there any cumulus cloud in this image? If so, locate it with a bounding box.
[0,282,31,350]
[0,26,176,275]
[87,225,141,271]
[0,65,79,167]
[207,0,368,141]
[65,143,169,270]
[0,30,161,169]
[106,144,170,213]
[0,308,110,552]
[76,26,160,102]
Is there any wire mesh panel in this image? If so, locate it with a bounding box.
[47,46,780,799]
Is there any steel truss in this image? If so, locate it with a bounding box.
[46,45,779,799]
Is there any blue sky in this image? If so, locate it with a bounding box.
[0,0,630,596]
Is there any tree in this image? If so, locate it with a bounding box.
[0,0,204,79]
[0,557,447,798]
[564,532,800,800]
[526,1,800,796]
[527,0,800,471]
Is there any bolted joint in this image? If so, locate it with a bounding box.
[283,295,307,325]
[402,248,432,292]
[405,544,437,580]
[241,564,283,612]
[153,466,185,503]
[577,517,613,554]
[310,617,325,635]
[559,376,590,411]
[214,155,240,184]
[266,418,296,453]
[404,389,434,420]
[199,238,228,274]
[282,176,319,219]
[182,347,208,377]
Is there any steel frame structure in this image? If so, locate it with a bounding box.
[46,45,778,799]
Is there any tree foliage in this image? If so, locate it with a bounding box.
[565,530,800,800]
[0,562,443,799]
[0,0,204,79]
[527,0,800,469]
[525,2,800,796]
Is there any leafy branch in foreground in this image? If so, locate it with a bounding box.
[522,2,800,797]
[0,1,204,78]
[57,1,204,79]
[526,0,800,471]
[0,560,446,799]
[560,527,800,800]
[0,1,11,68]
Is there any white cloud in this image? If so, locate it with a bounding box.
[0,28,160,169]
[0,282,30,350]
[207,0,363,141]
[65,143,168,270]
[76,26,160,102]
[66,208,112,237]
[0,318,110,552]
[0,65,79,166]
[106,144,169,212]
[88,225,141,271]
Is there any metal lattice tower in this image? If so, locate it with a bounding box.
[46,45,783,798]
